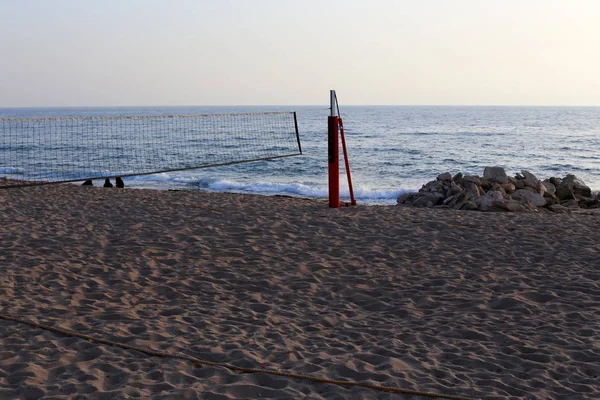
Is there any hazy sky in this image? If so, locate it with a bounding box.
[1,0,599,106]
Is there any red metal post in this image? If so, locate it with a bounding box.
[339,119,357,206]
[328,115,340,208]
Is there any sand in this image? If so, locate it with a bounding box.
[0,183,599,399]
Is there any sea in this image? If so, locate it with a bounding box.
[1,106,600,205]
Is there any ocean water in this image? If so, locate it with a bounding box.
[1,105,600,205]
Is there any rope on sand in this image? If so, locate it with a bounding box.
[0,314,479,400]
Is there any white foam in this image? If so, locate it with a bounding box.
[196,177,412,204]
[78,171,414,205]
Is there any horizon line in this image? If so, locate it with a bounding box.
[1,104,600,109]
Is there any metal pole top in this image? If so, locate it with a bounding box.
[330,90,337,117]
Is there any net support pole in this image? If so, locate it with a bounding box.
[339,119,357,206]
[328,90,340,208]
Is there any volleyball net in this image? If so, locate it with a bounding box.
[0,111,302,188]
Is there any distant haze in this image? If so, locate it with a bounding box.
[1,0,599,107]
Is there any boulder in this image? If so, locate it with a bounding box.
[421,180,445,193]
[447,191,472,209]
[572,176,592,197]
[396,169,596,213]
[556,184,574,200]
[542,180,556,195]
[536,181,547,195]
[492,200,526,212]
[522,178,538,188]
[462,201,478,211]
[479,178,492,191]
[464,175,481,185]
[412,193,439,208]
[511,189,547,207]
[549,204,570,213]
[397,192,419,205]
[521,170,539,182]
[561,199,580,209]
[491,183,507,197]
[504,201,527,212]
[488,190,505,202]
[549,177,562,187]
[580,197,599,208]
[475,194,494,211]
[544,196,558,206]
[443,195,456,205]
[483,167,508,183]
[437,172,452,181]
[446,183,463,197]
[556,174,591,200]
[463,181,481,197]
[501,182,516,194]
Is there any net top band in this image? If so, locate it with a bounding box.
[0,111,296,123]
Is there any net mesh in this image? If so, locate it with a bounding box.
[0,112,301,188]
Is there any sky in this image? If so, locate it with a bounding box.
[1,0,599,107]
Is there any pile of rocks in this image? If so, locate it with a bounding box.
[397,167,599,213]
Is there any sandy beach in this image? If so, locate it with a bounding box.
[1,183,599,399]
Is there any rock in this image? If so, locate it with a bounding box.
[475,194,494,211]
[488,190,504,202]
[464,175,481,184]
[521,170,539,182]
[447,191,471,209]
[443,195,455,205]
[580,197,599,208]
[396,169,597,213]
[556,184,575,200]
[522,178,538,188]
[501,182,516,194]
[463,181,481,197]
[512,189,546,207]
[520,170,544,192]
[535,181,546,195]
[523,202,540,212]
[556,174,591,200]
[571,175,592,197]
[549,204,570,213]
[397,192,418,204]
[437,172,452,181]
[491,183,507,197]
[504,201,527,212]
[420,181,447,201]
[446,183,463,197]
[561,199,580,209]
[462,201,478,210]
[544,196,558,206]
[542,180,556,195]
[549,177,562,187]
[479,178,492,191]
[412,193,439,208]
[492,200,526,212]
[520,186,536,193]
[483,166,508,183]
